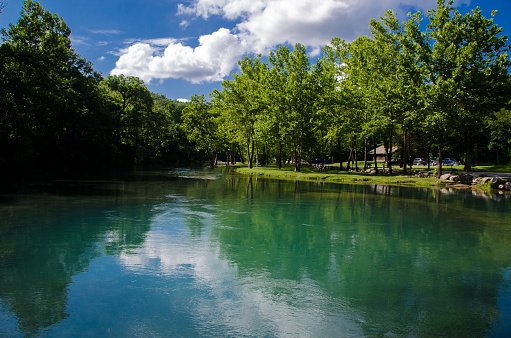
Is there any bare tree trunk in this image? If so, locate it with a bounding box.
[437,130,443,178]
[373,136,378,173]
[464,131,472,172]
[354,135,358,172]
[277,141,282,169]
[363,137,368,171]
[338,138,344,170]
[402,128,407,175]
[388,129,393,174]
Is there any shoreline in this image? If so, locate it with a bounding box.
[230,165,511,193]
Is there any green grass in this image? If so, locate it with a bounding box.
[472,164,511,173]
[234,164,441,188]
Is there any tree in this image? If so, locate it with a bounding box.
[423,0,511,175]
[181,94,218,168]
[101,75,153,148]
[0,0,105,172]
[282,44,318,172]
[213,55,269,169]
[369,10,427,174]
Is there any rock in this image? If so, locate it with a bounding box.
[458,174,474,184]
[449,175,459,182]
[505,182,511,191]
[440,174,452,180]
[480,177,493,185]
[491,177,505,188]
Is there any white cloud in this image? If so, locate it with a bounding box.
[111,28,245,84]
[113,0,471,83]
[177,98,190,102]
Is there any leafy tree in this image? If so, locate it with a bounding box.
[0,0,105,172]
[422,0,511,175]
[213,55,269,168]
[282,44,318,172]
[267,46,292,169]
[368,11,427,174]
[101,75,153,148]
[181,94,218,168]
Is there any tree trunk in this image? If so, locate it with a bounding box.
[464,131,472,172]
[437,130,443,178]
[247,138,255,169]
[363,137,368,171]
[206,147,215,169]
[373,136,378,173]
[402,128,407,175]
[354,135,358,172]
[338,138,344,170]
[294,133,302,172]
[388,130,393,174]
[277,141,282,169]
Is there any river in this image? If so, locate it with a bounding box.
[1,168,510,336]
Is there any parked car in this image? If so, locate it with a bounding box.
[442,159,455,166]
[413,158,427,165]
[444,158,461,165]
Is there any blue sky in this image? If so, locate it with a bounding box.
[1,0,510,101]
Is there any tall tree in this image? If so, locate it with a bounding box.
[423,0,511,175]
[284,43,318,172]
[213,55,268,169]
[0,0,104,172]
[101,75,153,148]
[369,10,427,174]
[181,94,218,168]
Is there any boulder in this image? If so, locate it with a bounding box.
[440,174,452,180]
[491,177,505,188]
[458,174,474,184]
[504,182,511,191]
[480,177,493,185]
[449,175,459,182]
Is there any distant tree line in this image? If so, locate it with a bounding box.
[1,0,511,177]
[0,0,196,174]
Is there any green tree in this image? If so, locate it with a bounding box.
[101,75,153,148]
[182,94,218,168]
[423,0,511,175]
[282,44,318,172]
[0,0,105,172]
[369,10,427,174]
[213,55,269,169]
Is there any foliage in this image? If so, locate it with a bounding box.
[0,0,107,172]
[181,94,219,168]
[1,0,510,175]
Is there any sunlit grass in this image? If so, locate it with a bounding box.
[234,164,441,188]
[473,164,511,173]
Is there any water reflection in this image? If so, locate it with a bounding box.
[0,171,510,336]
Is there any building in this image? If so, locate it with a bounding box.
[368,146,399,162]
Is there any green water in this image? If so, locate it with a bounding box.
[1,168,510,337]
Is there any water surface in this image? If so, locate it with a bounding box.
[1,168,510,336]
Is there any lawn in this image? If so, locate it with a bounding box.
[234,164,441,188]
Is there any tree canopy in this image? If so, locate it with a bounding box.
[1,0,510,175]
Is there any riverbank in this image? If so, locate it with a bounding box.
[232,164,511,191]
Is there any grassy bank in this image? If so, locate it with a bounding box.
[234,164,443,188]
